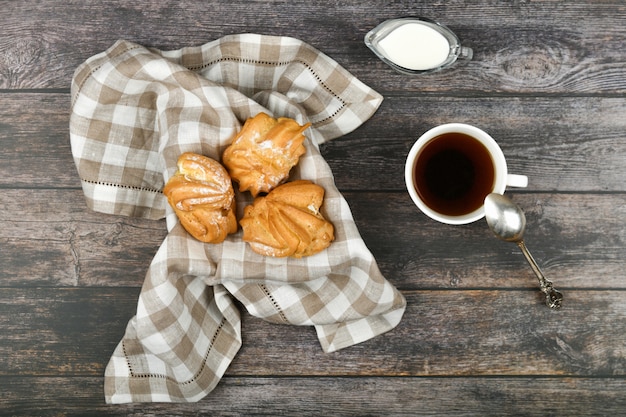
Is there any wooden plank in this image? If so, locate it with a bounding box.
[325,95,626,192]
[1,1,626,93]
[1,376,625,416]
[2,93,626,192]
[1,189,623,288]
[236,290,626,378]
[0,189,165,287]
[348,192,626,290]
[1,288,624,377]
[0,93,79,189]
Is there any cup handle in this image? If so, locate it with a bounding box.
[459,46,473,61]
[507,174,528,188]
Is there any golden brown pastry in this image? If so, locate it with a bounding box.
[240,180,334,258]
[222,112,311,197]
[163,152,237,243]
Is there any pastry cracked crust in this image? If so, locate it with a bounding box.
[222,112,311,197]
[163,152,238,243]
[239,180,335,258]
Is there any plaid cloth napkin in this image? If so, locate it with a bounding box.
[70,35,406,403]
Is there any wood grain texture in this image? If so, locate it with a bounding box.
[326,96,626,192]
[1,288,625,378]
[2,93,626,192]
[0,189,165,286]
[2,376,626,416]
[1,190,623,288]
[1,1,626,94]
[1,0,625,415]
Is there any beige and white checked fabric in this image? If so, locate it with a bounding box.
[70,35,406,403]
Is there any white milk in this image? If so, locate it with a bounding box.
[378,22,450,71]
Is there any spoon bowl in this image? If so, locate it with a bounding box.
[484,193,563,309]
[484,193,526,242]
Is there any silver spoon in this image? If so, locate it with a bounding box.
[484,193,563,309]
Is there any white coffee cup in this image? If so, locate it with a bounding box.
[405,123,528,225]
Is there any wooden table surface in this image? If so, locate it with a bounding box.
[2,1,625,415]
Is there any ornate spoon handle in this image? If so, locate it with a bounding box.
[517,240,563,309]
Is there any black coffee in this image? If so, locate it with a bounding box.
[413,132,495,216]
